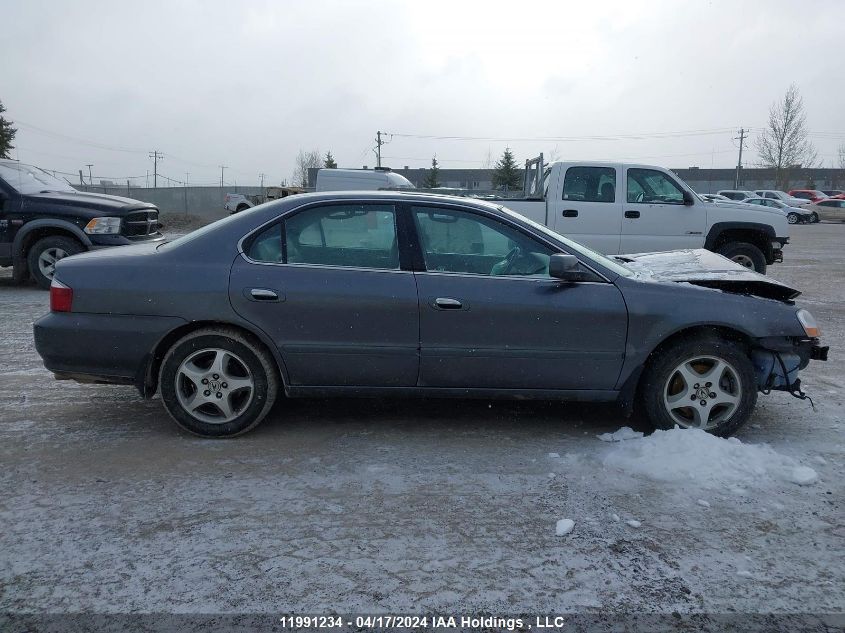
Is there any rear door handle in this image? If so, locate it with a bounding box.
[562,209,579,218]
[247,288,280,302]
[624,210,641,219]
[434,297,463,310]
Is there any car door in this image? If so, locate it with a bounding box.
[410,204,627,390]
[818,200,845,222]
[620,167,707,253]
[550,165,623,254]
[229,201,420,387]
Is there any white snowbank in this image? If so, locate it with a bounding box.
[597,427,644,442]
[555,519,575,536]
[625,519,642,528]
[602,428,818,488]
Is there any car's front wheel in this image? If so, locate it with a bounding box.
[159,328,279,437]
[811,212,819,223]
[27,236,84,289]
[716,241,766,274]
[640,335,757,437]
[787,212,799,224]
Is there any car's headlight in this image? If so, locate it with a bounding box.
[796,309,820,337]
[84,217,121,234]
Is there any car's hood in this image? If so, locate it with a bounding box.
[618,248,800,302]
[24,190,157,213]
[711,200,786,217]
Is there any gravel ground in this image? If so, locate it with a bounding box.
[0,224,843,626]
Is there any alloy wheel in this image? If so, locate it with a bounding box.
[662,355,742,430]
[730,254,755,269]
[175,348,254,424]
[37,247,68,279]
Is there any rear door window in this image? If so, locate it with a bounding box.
[284,204,399,269]
[562,166,616,203]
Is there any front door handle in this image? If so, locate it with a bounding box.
[434,297,463,310]
[247,288,280,302]
[562,209,579,218]
[624,210,641,219]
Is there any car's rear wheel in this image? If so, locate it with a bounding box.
[716,241,766,274]
[159,328,279,437]
[787,212,799,224]
[640,335,757,437]
[27,236,84,289]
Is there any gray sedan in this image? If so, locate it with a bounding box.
[34,192,827,438]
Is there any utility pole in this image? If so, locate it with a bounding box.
[734,128,746,189]
[259,172,266,189]
[185,172,189,187]
[86,164,94,185]
[375,130,384,168]
[149,150,163,188]
[219,165,227,188]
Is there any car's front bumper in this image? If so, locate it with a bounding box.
[34,312,186,386]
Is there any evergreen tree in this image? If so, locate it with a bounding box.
[0,100,16,159]
[491,147,521,191]
[422,156,441,188]
[323,151,337,168]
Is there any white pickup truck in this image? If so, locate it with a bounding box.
[501,158,789,274]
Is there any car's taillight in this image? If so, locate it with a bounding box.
[50,279,73,312]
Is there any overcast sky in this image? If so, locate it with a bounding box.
[3,0,844,187]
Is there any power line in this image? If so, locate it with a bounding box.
[385,127,742,142]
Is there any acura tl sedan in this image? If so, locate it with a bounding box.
[34,192,827,438]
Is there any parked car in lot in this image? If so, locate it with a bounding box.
[804,198,845,222]
[0,159,163,288]
[498,161,789,274]
[716,189,758,201]
[34,192,826,438]
[225,187,307,214]
[820,190,845,199]
[754,189,810,206]
[788,189,828,203]
[741,197,816,224]
[699,193,731,202]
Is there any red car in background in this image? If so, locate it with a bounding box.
[788,189,830,203]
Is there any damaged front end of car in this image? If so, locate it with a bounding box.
[622,249,829,402]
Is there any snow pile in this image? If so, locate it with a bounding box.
[597,427,644,442]
[602,428,818,488]
[555,519,575,536]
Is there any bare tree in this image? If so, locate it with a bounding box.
[481,147,494,169]
[838,143,845,170]
[292,148,321,187]
[755,84,817,190]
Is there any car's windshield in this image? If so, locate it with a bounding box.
[0,161,77,194]
[498,204,634,277]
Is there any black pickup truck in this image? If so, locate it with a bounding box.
[0,159,163,288]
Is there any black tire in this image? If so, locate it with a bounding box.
[235,204,250,214]
[811,212,819,223]
[640,334,757,437]
[716,241,766,274]
[27,236,85,290]
[159,327,279,438]
[786,212,799,225]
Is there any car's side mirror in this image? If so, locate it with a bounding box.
[683,190,695,206]
[548,253,581,281]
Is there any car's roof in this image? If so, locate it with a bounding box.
[281,190,509,210]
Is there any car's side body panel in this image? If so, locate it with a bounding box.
[229,258,420,387]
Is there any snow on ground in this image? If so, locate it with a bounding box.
[601,427,820,489]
